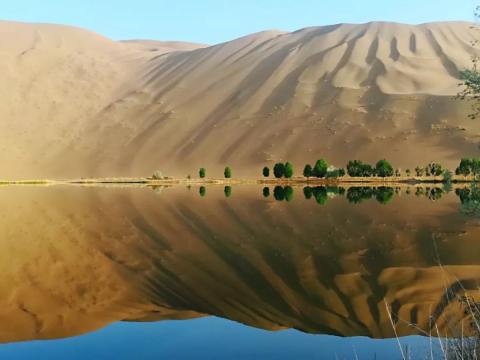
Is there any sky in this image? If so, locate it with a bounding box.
[2,0,478,44]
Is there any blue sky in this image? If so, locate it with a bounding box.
[2,0,477,44]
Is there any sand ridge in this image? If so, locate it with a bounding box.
[0,20,479,179]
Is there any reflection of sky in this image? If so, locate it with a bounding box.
[0,317,437,359]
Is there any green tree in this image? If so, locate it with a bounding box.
[199,168,206,178]
[199,186,206,197]
[284,162,294,178]
[375,187,395,205]
[426,162,443,176]
[347,160,374,177]
[406,169,411,177]
[375,159,394,177]
[273,186,285,201]
[273,163,285,178]
[456,158,473,176]
[415,166,424,177]
[224,166,232,178]
[303,164,313,178]
[262,166,270,178]
[313,186,328,205]
[224,186,232,198]
[303,187,313,199]
[313,159,328,178]
[284,186,294,202]
[263,187,270,198]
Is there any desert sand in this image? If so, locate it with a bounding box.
[0,20,479,179]
[0,186,478,342]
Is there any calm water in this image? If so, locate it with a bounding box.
[0,184,478,359]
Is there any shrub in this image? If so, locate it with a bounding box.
[152,170,164,180]
[273,163,285,178]
[406,169,411,177]
[303,164,313,178]
[199,168,206,178]
[313,159,328,178]
[262,167,270,178]
[284,162,294,178]
[375,160,394,177]
[224,166,232,178]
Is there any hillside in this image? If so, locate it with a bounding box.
[0,21,479,178]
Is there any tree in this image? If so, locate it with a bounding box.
[263,187,270,198]
[199,168,206,178]
[375,159,394,177]
[224,166,232,178]
[303,187,313,199]
[199,186,206,197]
[426,162,443,176]
[347,160,374,177]
[456,158,473,176]
[313,159,328,178]
[284,162,294,178]
[273,186,285,201]
[415,166,424,177]
[375,187,394,205]
[224,186,232,198]
[284,186,294,202]
[406,169,411,177]
[303,164,313,178]
[273,163,285,178]
[262,167,270,178]
[338,168,346,177]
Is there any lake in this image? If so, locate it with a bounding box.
[0,184,478,359]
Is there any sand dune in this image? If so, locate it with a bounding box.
[0,186,478,342]
[0,20,479,178]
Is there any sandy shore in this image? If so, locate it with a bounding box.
[0,175,475,187]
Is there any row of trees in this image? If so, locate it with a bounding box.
[261,159,451,178]
[193,158,477,181]
[455,158,480,176]
[199,167,232,179]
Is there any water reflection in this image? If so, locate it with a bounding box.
[224,186,232,198]
[0,185,479,345]
[259,185,480,207]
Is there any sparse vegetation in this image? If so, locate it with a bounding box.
[152,170,164,180]
[313,159,328,178]
[224,166,232,179]
[347,160,374,177]
[263,187,270,198]
[376,159,394,177]
[273,163,285,178]
[284,162,294,178]
[263,166,270,178]
[303,164,313,178]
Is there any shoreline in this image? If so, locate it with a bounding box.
[0,175,476,187]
